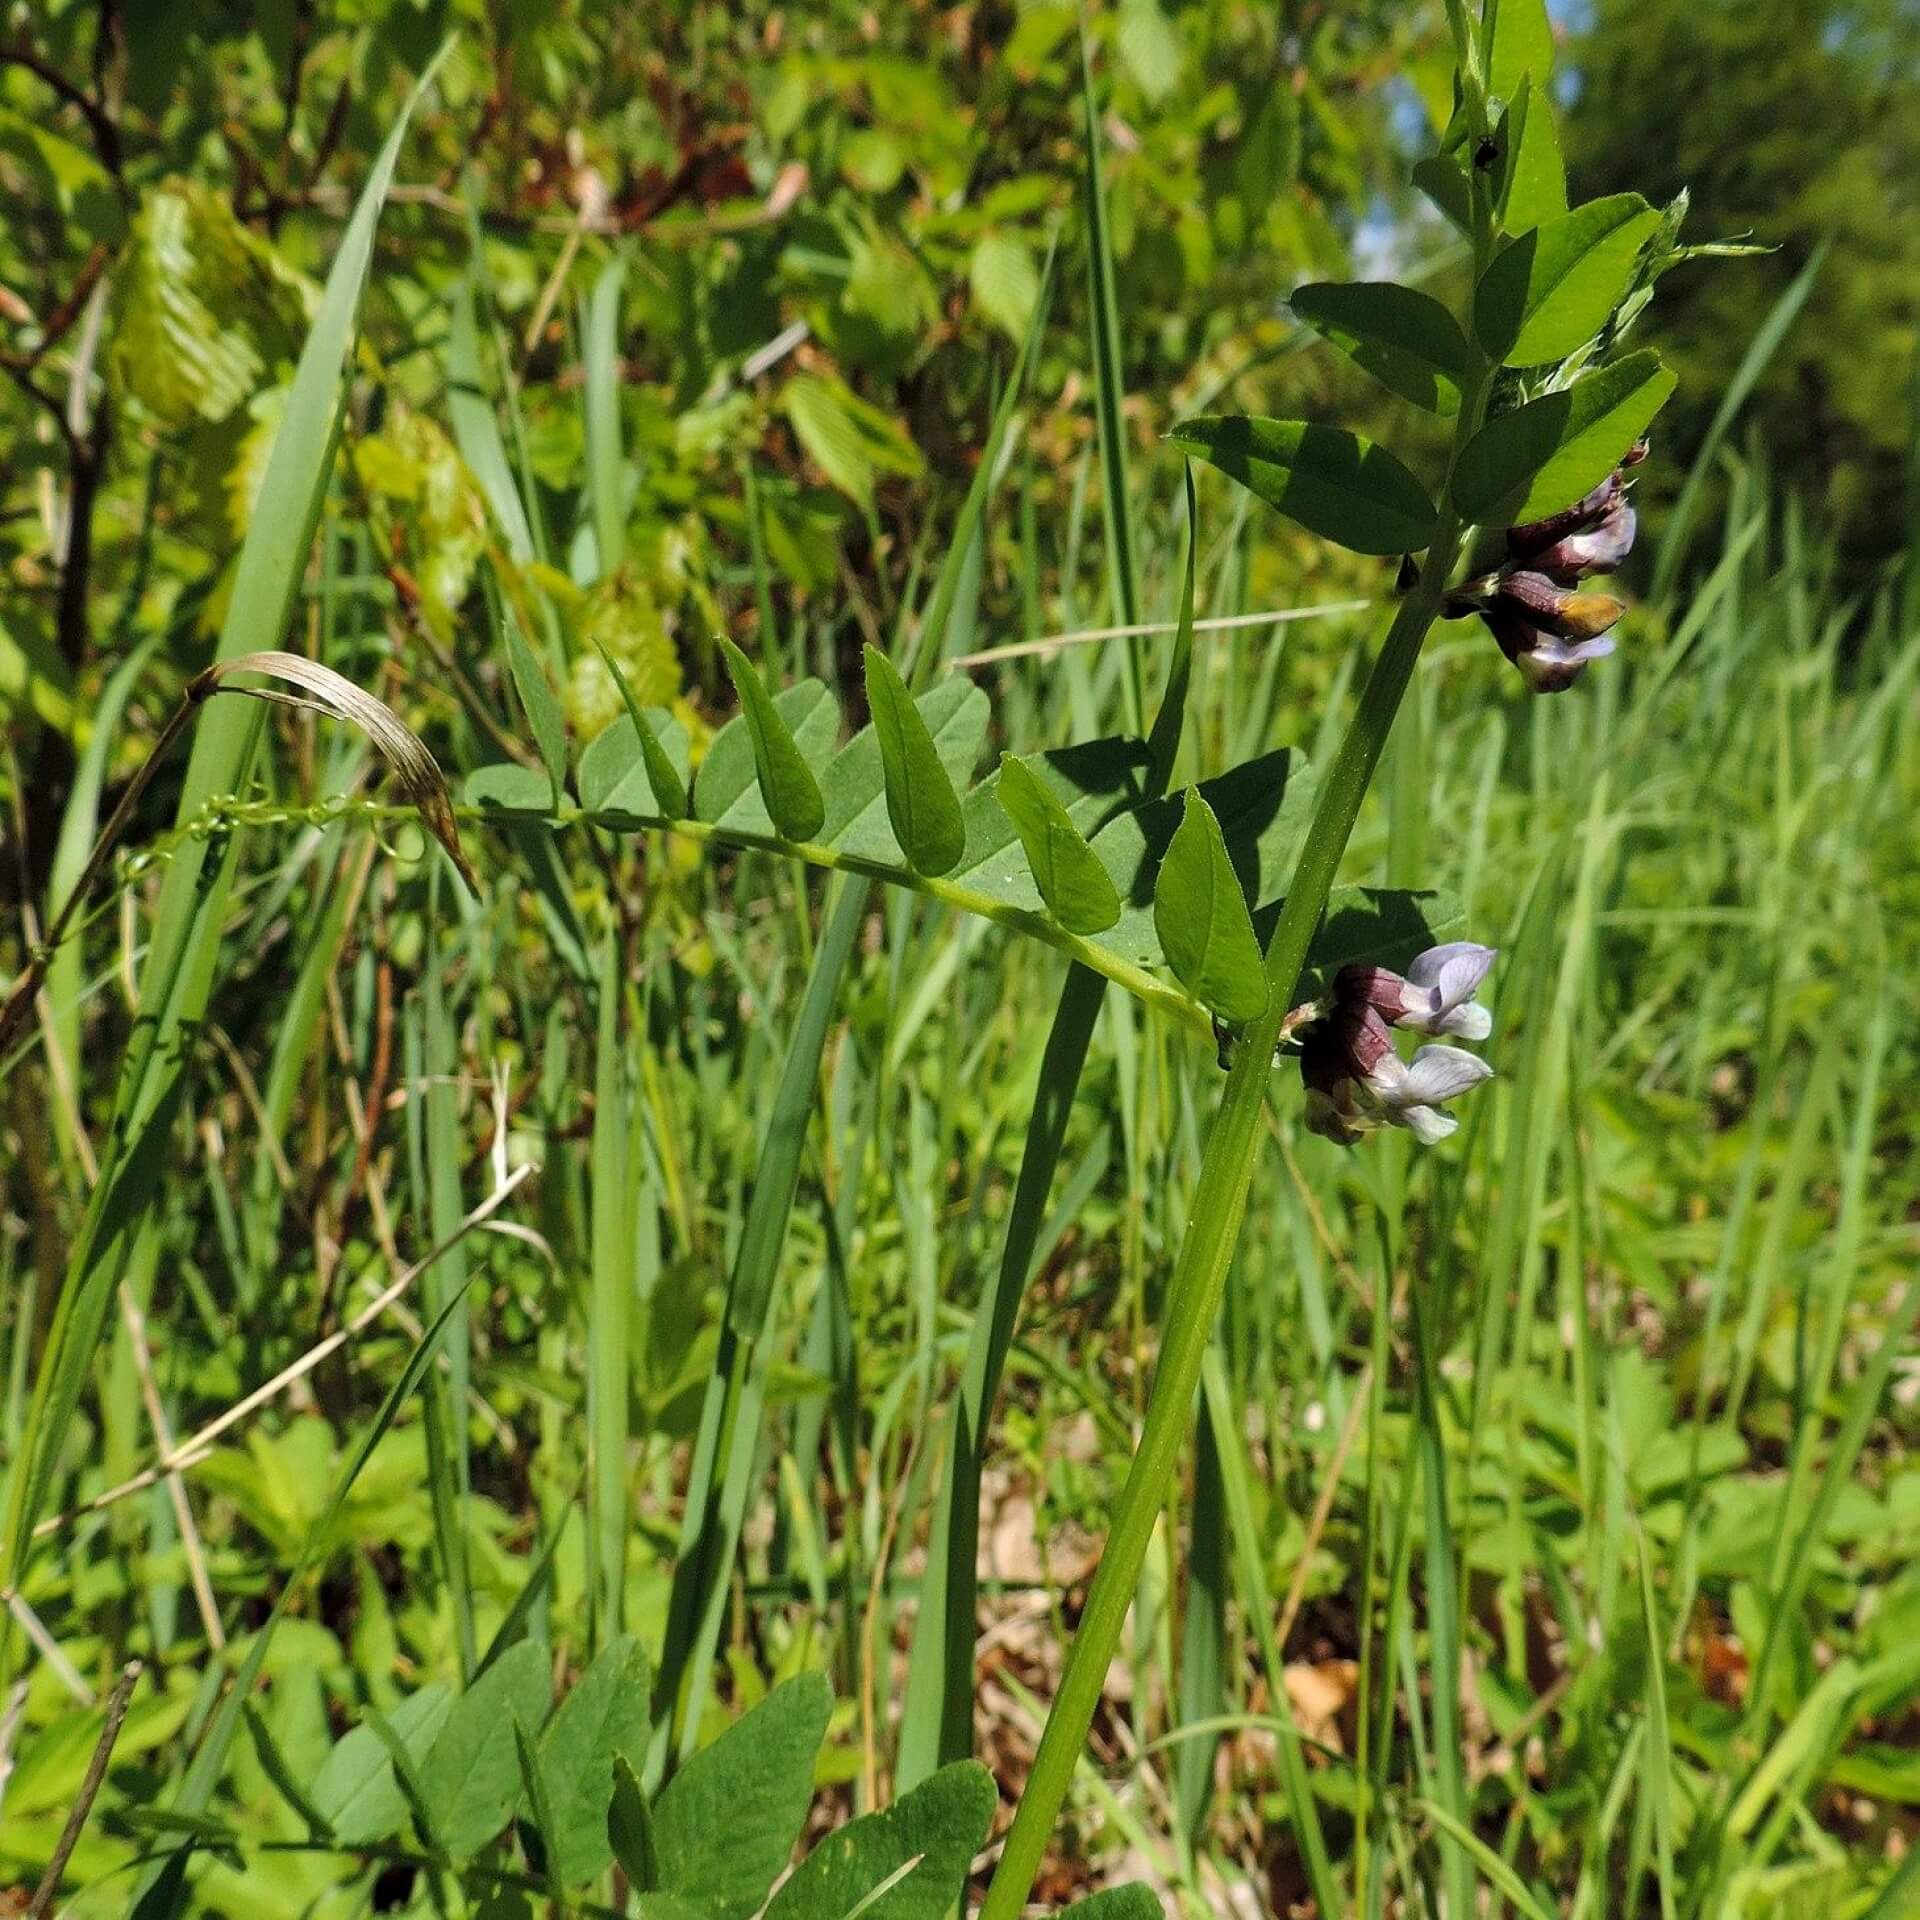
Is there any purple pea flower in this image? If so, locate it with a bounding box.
[1295,943,1497,1146]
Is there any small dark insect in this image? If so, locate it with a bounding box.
[1473,135,1500,170]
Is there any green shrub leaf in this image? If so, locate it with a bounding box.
[1412,153,1471,234]
[862,645,966,875]
[1289,282,1471,416]
[535,1635,652,1887]
[764,1761,996,1920]
[1475,193,1658,364]
[1168,415,1438,554]
[780,373,923,510]
[997,753,1123,934]
[1451,350,1676,526]
[1153,789,1270,1024]
[652,1672,833,1920]
[714,638,829,842]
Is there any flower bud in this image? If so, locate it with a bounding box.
[1485,602,1614,692]
[1506,473,1620,562]
[1529,495,1637,582]
[1495,569,1627,641]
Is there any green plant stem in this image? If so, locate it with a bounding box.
[979,564,1459,1918]
[981,312,1496,1920]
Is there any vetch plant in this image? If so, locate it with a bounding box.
[972,2,1743,1911]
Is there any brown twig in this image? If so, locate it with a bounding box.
[25,1659,141,1918]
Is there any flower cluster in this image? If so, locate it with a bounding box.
[1445,442,1645,692]
[1294,943,1497,1146]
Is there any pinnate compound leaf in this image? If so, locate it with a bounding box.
[1289,282,1470,416]
[862,645,965,875]
[652,1672,832,1920]
[536,1635,652,1887]
[716,636,828,842]
[1475,194,1658,364]
[1452,350,1675,526]
[1153,790,1270,1024]
[764,1761,996,1920]
[997,753,1122,934]
[415,1640,551,1861]
[1168,416,1437,555]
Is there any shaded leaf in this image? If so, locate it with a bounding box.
[308,1686,452,1848]
[997,753,1123,934]
[1153,790,1270,1023]
[862,646,965,875]
[607,1753,660,1895]
[1289,282,1470,416]
[1169,415,1437,554]
[416,1640,552,1861]
[1475,194,1657,364]
[1451,350,1675,525]
[763,1761,996,1920]
[1412,153,1471,234]
[536,1635,652,1887]
[653,1672,832,1920]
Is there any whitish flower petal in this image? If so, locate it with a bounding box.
[1399,1044,1494,1104]
[1406,942,1496,1010]
[1432,1001,1494,1041]
[1396,1103,1459,1145]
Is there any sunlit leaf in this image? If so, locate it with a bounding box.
[652,1672,832,1920]
[1451,350,1675,525]
[1153,789,1269,1023]
[1475,194,1657,364]
[862,645,966,875]
[997,753,1123,934]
